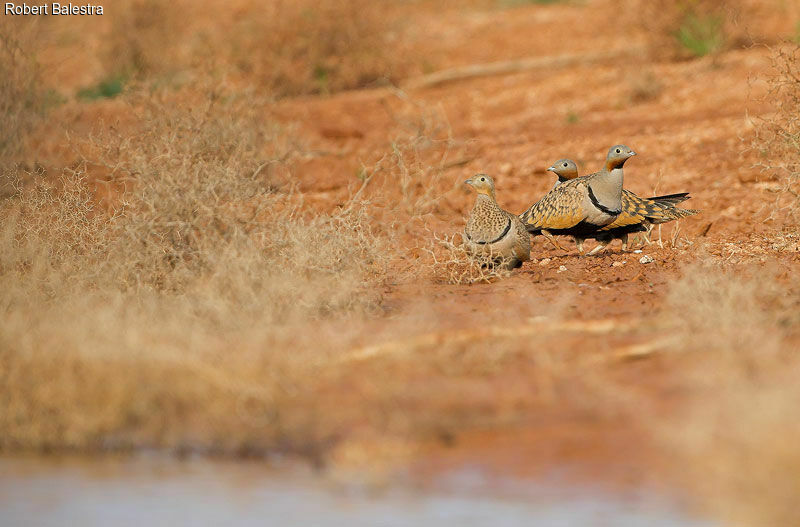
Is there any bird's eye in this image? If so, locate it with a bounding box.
[616,148,621,153]
[563,163,568,167]
[480,177,485,182]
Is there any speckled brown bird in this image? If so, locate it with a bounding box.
[519,145,637,255]
[464,174,531,269]
[546,158,699,253]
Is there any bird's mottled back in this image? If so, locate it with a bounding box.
[520,176,594,231]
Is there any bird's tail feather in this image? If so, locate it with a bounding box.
[625,191,700,224]
[646,192,691,206]
[646,205,700,224]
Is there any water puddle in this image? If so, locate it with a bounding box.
[0,456,712,527]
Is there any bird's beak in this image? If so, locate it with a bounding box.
[546,166,555,173]
[628,151,637,157]
[464,178,473,186]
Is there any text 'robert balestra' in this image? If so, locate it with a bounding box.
[5,3,104,15]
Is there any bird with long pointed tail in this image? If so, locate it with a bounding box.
[519,145,637,255]
[546,158,699,252]
[464,174,530,270]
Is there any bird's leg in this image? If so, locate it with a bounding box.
[541,229,565,251]
[643,224,654,245]
[621,233,629,252]
[575,237,585,256]
[588,239,610,256]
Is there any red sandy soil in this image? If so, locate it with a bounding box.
[21,0,800,492]
[275,2,800,488]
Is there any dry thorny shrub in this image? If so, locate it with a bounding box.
[359,105,505,283]
[751,44,800,225]
[0,18,46,160]
[425,233,512,284]
[82,89,387,313]
[361,104,467,218]
[0,90,392,453]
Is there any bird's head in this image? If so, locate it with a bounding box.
[547,158,579,180]
[604,144,637,170]
[464,173,496,198]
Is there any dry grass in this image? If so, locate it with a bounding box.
[361,108,512,284]
[425,233,513,284]
[0,90,392,455]
[641,44,800,526]
[634,263,800,527]
[751,44,800,225]
[0,18,46,160]
[360,104,469,218]
[627,70,665,103]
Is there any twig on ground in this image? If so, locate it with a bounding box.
[403,48,645,90]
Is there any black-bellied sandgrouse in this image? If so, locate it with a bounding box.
[547,158,699,253]
[464,174,531,270]
[548,158,578,188]
[519,145,637,255]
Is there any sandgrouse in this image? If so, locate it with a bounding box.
[464,174,531,269]
[519,145,636,255]
[547,158,699,252]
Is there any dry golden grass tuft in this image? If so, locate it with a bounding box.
[359,106,468,220]
[642,263,800,527]
[0,89,393,455]
[425,233,513,284]
[665,262,791,354]
[751,44,800,225]
[643,45,800,523]
[357,107,497,283]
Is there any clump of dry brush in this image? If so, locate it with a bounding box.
[751,44,800,225]
[426,233,513,284]
[652,263,800,527]
[0,90,391,454]
[655,45,800,526]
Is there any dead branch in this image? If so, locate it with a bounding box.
[402,48,645,90]
[339,318,638,363]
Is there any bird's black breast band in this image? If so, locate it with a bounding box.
[587,186,622,216]
[466,219,512,245]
